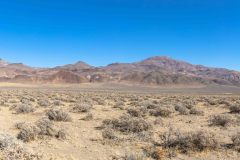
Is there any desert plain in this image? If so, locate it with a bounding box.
[0,83,240,160]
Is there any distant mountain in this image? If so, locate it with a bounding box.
[0,56,239,86]
[56,61,93,70]
[0,59,35,79]
[0,59,8,67]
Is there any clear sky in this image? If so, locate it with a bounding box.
[0,0,239,70]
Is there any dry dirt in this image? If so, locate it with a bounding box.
[0,83,240,160]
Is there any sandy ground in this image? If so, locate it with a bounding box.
[0,83,240,159]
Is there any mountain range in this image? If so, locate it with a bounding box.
[0,56,239,86]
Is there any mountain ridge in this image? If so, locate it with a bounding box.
[0,56,239,86]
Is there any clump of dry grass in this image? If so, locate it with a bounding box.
[232,133,240,151]
[46,109,72,122]
[140,100,157,109]
[230,104,240,113]
[127,107,148,117]
[122,151,147,160]
[149,106,173,117]
[35,118,57,137]
[95,98,106,105]
[134,131,153,142]
[56,129,67,140]
[182,100,195,109]
[189,107,204,116]
[17,125,40,142]
[113,101,125,110]
[206,99,218,106]
[209,114,232,127]
[102,115,151,133]
[72,103,92,113]
[38,99,50,107]
[53,100,62,106]
[175,105,189,115]
[143,146,167,160]
[102,128,117,140]
[20,97,33,104]
[0,133,42,159]
[17,118,67,142]
[161,129,219,153]
[14,104,36,114]
[219,100,232,106]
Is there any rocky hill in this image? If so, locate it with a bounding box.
[0,56,239,86]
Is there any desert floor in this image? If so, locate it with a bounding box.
[0,83,240,160]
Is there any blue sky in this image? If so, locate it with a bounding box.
[0,0,239,70]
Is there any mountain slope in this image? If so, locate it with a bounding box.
[56,61,93,70]
[0,56,239,86]
[103,56,240,86]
